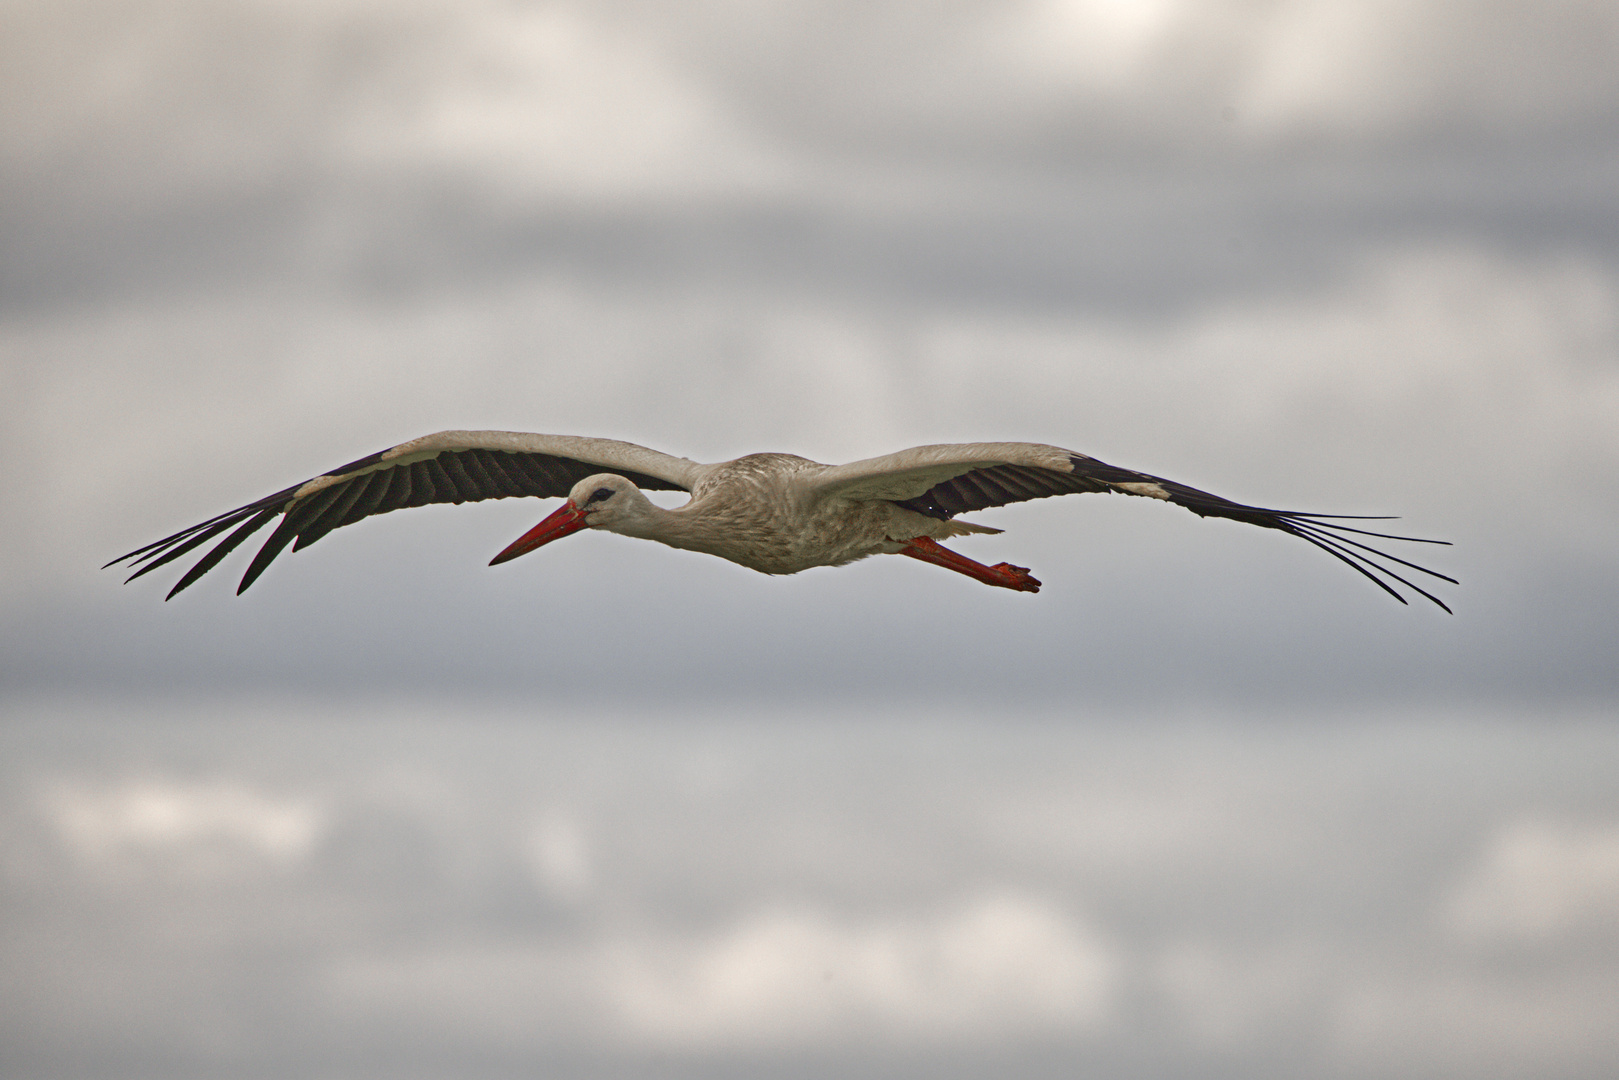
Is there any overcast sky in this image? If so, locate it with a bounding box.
[3,0,1618,704]
[3,2,1618,1077]
[0,0,1615,705]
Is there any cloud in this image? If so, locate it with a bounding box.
[525,812,595,901]
[7,0,1619,226]
[6,700,1619,1077]
[47,777,325,869]
[1233,0,1619,138]
[607,894,1117,1048]
[335,3,779,204]
[1443,819,1619,945]
[327,894,1118,1052]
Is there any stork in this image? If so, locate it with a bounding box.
[107,431,1454,610]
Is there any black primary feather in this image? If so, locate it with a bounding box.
[892,452,1455,612]
[105,447,687,598]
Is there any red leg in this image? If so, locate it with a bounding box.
[898,536,1041,593]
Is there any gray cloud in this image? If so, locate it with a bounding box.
[3,701,1617,1078]
[6,1,1619,312]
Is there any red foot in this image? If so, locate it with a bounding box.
[987,562,1042,593]
[898,537,1042,594]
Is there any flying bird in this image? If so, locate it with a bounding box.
[107,431,1455,610]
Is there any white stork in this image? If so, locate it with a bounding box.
[107,431,1454,610]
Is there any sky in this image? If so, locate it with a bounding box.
[2,1,1618,1077]
[2,0,1617,704]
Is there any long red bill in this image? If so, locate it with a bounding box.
[489,503,589,565]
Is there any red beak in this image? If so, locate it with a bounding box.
[489,502,589,565]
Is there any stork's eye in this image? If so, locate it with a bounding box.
[588,487,614,504]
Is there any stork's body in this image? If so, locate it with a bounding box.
[592,453,997,573]
[108,431,1453,610]
[651,453,867,574]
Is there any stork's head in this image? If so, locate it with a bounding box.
[488,473,648,565]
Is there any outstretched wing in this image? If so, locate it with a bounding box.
[814,442,1456,612]
[107,431,701,599]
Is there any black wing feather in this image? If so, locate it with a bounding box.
[277,482,350,545]
[121,510,262,584]
[164,507,282,600]
[892,452,1455,611]
[480,449,533,495]
[377,460,413,513]
[235,514,304,596]
[403,460,436,507]
[108,447,690,598]
[435,451,480,500]
[453,449,502,496]
[337,468,397,529]
[294,471,375,551]
[420,456,459,501]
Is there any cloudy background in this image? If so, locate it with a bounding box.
[3,1,1618,1077]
